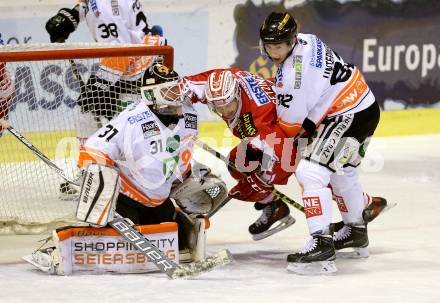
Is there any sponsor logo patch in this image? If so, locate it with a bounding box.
[303,196,323,218]
[236,112,257,138]
[128,111,152,124]
[90,0,101,17]
[242,75,273,106]
[334,195,348,212]
[184,113,197,130]
[294,55,303,89]
[275,63,284,88]
[166,135,180,153]
[310,36,324,69]
[111,0,120,15]
[141,121,160,138]
[323,45,335,79]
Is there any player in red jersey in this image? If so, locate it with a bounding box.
[182,68,297,240]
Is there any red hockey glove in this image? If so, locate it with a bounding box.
[246,172,273,193]
[228,173,274,202]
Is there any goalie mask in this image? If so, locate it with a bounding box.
[141,64,182,125]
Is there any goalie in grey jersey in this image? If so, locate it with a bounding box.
[23,64,228,275]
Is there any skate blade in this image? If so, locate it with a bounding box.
[287,260,337,275]
[336,247,369,259]
[22,252,55,274]
[252,216,296,241]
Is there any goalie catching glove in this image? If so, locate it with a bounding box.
[76,163,119,227]
[170,162,228,215]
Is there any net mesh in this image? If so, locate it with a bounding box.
[0,43,172,234]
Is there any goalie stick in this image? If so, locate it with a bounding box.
[109,214,232,279]
[1,119,232,279]
[195,140,305,213]
[0,119,79,186]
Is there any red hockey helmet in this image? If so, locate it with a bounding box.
[205,70,240,108]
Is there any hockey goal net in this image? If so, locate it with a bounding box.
[0,43,174,235]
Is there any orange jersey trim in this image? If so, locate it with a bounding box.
[277,119,302,138]
[57,222,178,241]
[328,69,369,115]
[119,173,167,207]
[99,35,163,76]
[78,146,115,168]
[101,56,152,77]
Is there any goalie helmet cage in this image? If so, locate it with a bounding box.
[0,43,174,235]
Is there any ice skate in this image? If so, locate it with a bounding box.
[286,234,337,275]
[22,246,63,275]
[249,200,295,241]
[333,223,369,258]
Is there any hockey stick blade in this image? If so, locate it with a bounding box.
[110,214,232,279]
[171,249,232,279]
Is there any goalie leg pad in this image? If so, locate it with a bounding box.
[77,163,119,226]
[24,224,179,275]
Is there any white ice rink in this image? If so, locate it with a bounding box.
[1,134,440,303]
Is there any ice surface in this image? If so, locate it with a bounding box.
[1,134,440,303]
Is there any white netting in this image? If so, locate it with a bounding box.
[0,43,172,234]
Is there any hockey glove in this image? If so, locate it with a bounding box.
[246,172,274,193]
[229,173,274,202]
[46,7,80,43]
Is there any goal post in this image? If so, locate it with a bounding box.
[0,43,174,235]
[0,44,174,67]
